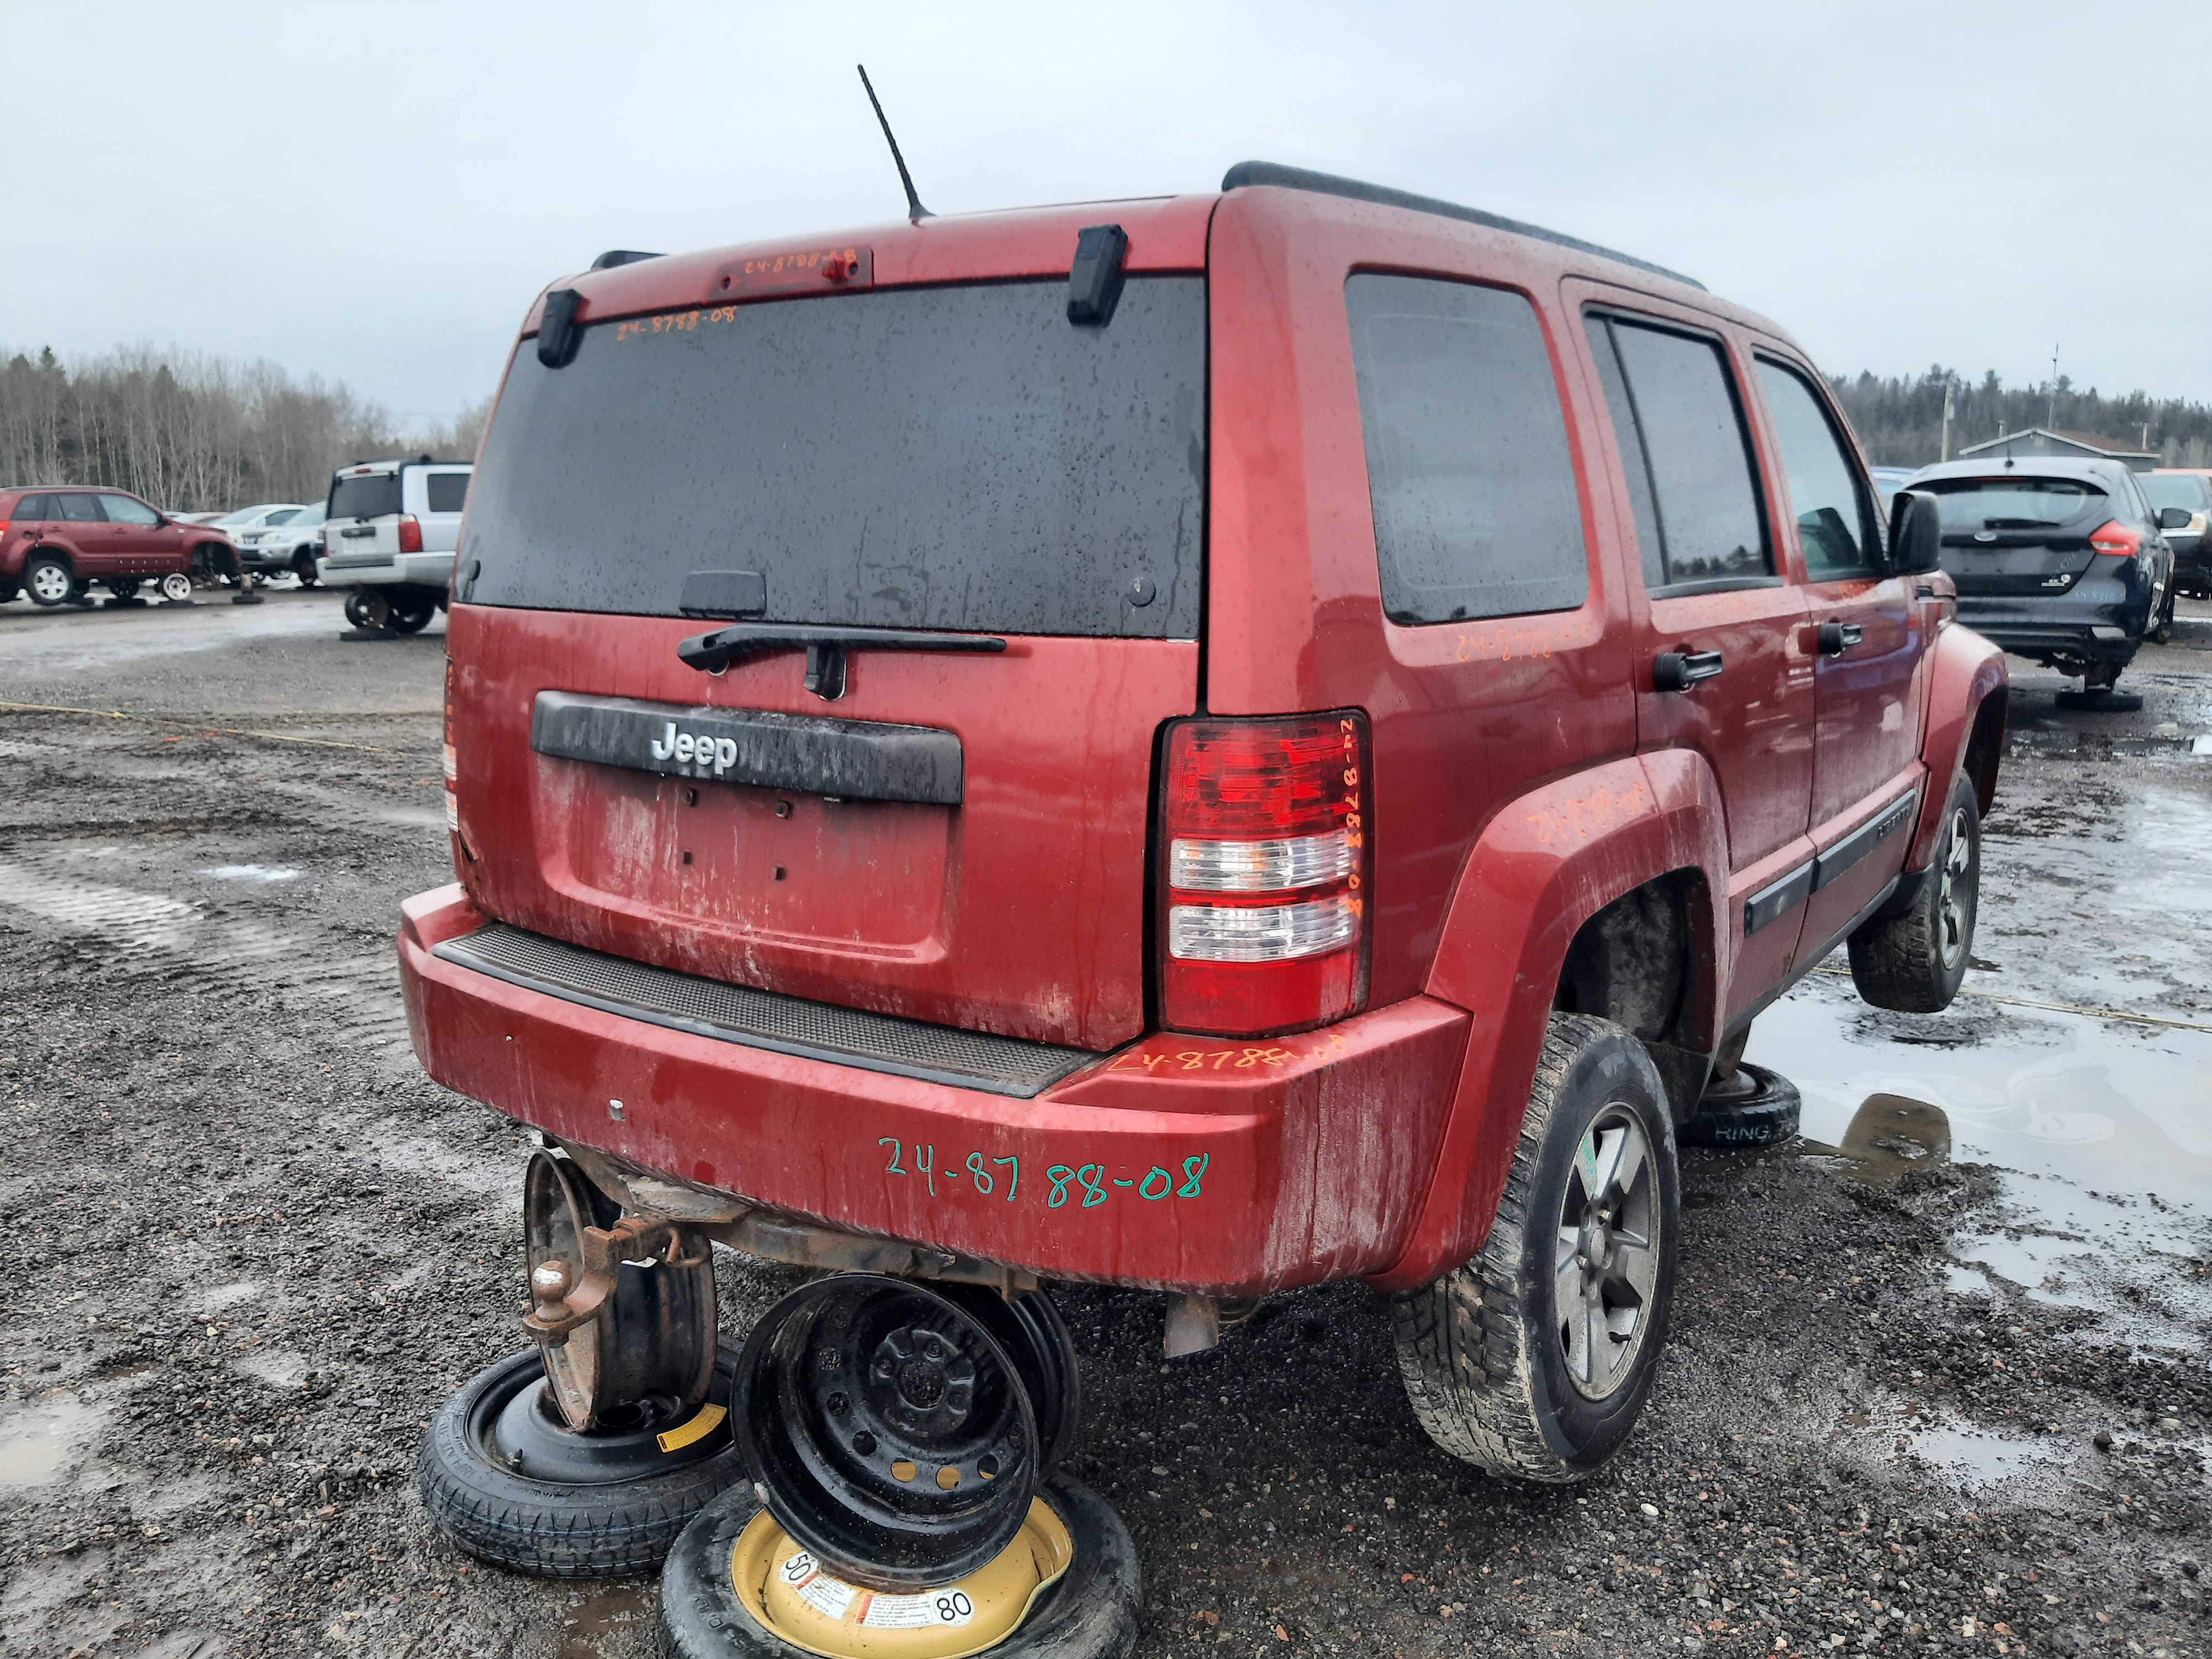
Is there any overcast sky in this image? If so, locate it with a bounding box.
[12,1,2210,429]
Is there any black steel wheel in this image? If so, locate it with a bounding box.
[419,1343,747,1579]
[657,1474,1141,1659]
[390,598,437,633]
[736,1274,1047,1591]
[343,589,390,630]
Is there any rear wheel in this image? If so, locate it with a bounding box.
[390,598,436,634]
[1846,770,1978,1013]
[343,589,391,630]
[159,571,195,603]
[106,577,141,601]
[2148,586,2177,645]
[292,550,320,586]
[24,555,74,607]
[1391,1013,1678,1481]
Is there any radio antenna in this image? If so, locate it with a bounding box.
[857,64,932,222]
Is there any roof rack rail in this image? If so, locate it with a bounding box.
[1219,161,1704,291]
[590,249,663,270]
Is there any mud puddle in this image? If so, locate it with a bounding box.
[1751,973,2212,1350]
[0,1394,108,1489]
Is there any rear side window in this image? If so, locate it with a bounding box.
[330,473,401,520]
[426,473,469,513]
[465,278,1206,638]
[57,494,103,523]
[1754,359,1881,579]
[1346,274,1588,623]
[1587,315,1770,589]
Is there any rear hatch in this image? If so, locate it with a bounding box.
[325,466,403,564]
[448,273,1206,1052]
[1923,474,2111,596]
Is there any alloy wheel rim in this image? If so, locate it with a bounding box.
[1553,1105,1661,1401]
[1937,806,1972,969]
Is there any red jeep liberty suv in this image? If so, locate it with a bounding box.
[398,164,2006,1635]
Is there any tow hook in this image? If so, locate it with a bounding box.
[522,1211,708,1349]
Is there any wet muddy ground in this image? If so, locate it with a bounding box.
[2,587,2208,1658]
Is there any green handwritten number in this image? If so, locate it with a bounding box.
[993,1156,1020,1201]
[1078,1165,1108,1208]
[1139,1166,1173,1201]
[1178,1154,1208,1197]
[966,1151,993,1195]
[915,1142,936,1197]
[879,1138,905,1175]
[1046,1165,1075,1209]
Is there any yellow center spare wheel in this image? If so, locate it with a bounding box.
[731,1496,1074,1659]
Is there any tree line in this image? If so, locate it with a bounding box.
[0,344,489,513]
[9,341,2212,512]
[1829,366,2212,469]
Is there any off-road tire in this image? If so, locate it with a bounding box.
[24,554,75,608]
[1390,1013,1679,1483]
[419,1345,745,1579]
[1847,771,1978,1014]
[657,1475,1140,1659]
[1678,1061,1801,1149]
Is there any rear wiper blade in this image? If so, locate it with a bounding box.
[677,622,1007,698]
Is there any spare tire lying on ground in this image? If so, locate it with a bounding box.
[1677,1060,1801,1150]
[418,1342,745,1579]
[657,1473,1140,1659]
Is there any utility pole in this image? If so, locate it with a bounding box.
[1941,382,1955,462]
[2047,345,2058,430]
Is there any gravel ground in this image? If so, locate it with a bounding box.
[1,587,2208,1658]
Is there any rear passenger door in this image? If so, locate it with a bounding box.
[1746,356,1927,953]
[1573,289,1815,1024]
[56,493,114,575]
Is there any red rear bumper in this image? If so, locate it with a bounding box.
[399,885,1470,1295]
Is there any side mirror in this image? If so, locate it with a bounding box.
[2158,506,2191,531]
[1890,489,1943,575]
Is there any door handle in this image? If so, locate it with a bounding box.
[1653,649,1725,692]
[1915,582,1939,599]
[1817,622,1864,655]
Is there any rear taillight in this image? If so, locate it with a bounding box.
[442,658,460,839]
[398,514,424,554]
[1159,711,1369,1035]
[2089,519,2141,558]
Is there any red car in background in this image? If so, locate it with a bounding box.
[0,485,236,606]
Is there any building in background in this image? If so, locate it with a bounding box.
[1954,427,2158,471]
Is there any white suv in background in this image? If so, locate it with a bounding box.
[317,455,472,632]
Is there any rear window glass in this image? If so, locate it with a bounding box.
[463,278,1206,638]
[426,472,470,514]
[1345,274,1588,623]
[1919,477,2105,530]
[329,473,401,520]
[2141,473,2209,510]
